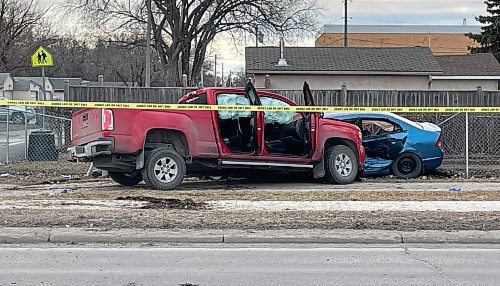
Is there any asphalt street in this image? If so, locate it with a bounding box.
[0,128,29,163]
[0,245,499,286]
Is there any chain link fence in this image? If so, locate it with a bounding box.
[1,105,499,180]
[0,106,89,181]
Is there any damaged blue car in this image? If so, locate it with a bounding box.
[325,112,443,178]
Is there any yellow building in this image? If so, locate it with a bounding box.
[316,25,481,55]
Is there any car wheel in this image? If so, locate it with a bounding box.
[142,148,185,190]
[324,145,358,184]
[109,171,143,186]
[392,153,422,179]
[11,112,25,124]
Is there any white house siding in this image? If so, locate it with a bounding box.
[431,79,498,91]
[3,90,13,99]
[253,74,431,90]
[13,91,30,100]
[2,76,14,91]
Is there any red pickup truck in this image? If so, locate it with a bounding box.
[68,82,365,189]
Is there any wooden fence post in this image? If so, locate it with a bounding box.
[341,83,347,106]
[63,80,69,101]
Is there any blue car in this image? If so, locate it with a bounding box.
[325,112,443,178]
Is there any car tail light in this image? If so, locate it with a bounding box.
[101,109,114,131]
[435,135,442,148]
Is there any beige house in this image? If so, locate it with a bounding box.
[13,77,54,100]
[433,54,500,90]
[0,73,14,99]
[316,25,481,55]
[245,46,500,91]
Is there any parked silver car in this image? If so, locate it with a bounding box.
[0,97,36,124]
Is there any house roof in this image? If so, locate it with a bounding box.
[14,77,54,90]
[0,73,11,86]
[13,78,39,91]
[320,25,482,34]
[435,54,500,76]
[245,46,442,74]
[49,78,83,90]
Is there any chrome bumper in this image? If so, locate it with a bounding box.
[67,140,113,161]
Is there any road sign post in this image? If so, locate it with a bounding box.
[31,46,54,129]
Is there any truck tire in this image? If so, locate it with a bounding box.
[324,145,358,184]
[109,171,143,186]
[391,153,422,179]
[142,148,186,190]
[12,112,25,124]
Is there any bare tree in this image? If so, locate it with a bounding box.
[0,0,47,71]
[69,0,317,87]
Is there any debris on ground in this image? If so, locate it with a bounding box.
[116,196,206,210]
[0,158,90,185]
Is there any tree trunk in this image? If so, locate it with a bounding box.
[190,44,207,86]
[165,57,181,87]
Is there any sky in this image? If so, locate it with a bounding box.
[318,0,484,26]
[46,0,488,74]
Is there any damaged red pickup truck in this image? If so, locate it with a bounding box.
[68,82,365,190]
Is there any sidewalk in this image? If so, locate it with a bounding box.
[1,228,500,245]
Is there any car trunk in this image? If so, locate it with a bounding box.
[417,122,441,132]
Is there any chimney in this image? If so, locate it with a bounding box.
[276,37,288,67]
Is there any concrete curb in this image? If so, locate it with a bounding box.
[1,228,499,245]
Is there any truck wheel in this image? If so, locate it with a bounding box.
[142,148,186,190]
[12,112,25,124]
[391,153,422,179]
[109,171,143,186]
[324,145,358,184]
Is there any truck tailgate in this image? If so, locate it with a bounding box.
[72,108,103,146]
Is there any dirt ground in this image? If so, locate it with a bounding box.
[1,177,500,232]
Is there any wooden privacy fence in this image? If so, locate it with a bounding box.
[67,86,500,107]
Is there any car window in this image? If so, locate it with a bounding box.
[260,97,295,124]
[217,93,252,119]
[179,93,207,104]
[362,119,401,136]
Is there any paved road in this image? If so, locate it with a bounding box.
[0,245,499,286]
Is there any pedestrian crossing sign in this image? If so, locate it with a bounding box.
[31,46,53,67]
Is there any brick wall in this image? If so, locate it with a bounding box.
[316,33,480,55]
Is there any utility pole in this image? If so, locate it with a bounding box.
[145,0,152,87]
[255,26,259,47]
[344,0,348,47]
[214,54,217,87]
[221,62,225,87]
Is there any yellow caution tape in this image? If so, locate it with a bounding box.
[1,99,500,113]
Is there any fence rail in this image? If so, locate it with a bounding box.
[67,86,500,107]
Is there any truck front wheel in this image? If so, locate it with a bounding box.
[109,171,143,186]
[142,148,186,190]
[324,145,358,184]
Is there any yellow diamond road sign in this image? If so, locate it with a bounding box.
[31,46,53,67]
